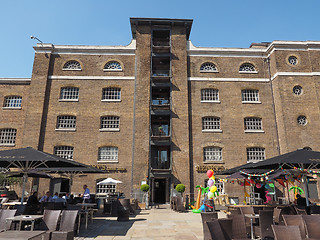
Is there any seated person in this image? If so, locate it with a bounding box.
[55,193,66,203]
[26,191,40,214]
[296,194,310,207]
[39,191,53,202]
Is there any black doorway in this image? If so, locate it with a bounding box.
[154,178,166,203]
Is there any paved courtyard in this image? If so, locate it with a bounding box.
[75,205,206,240]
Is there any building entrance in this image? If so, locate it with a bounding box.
[50,178,70,194]
[153,178,166,203]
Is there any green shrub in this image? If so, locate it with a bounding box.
[175,184,185,193]
[140,184,150,192]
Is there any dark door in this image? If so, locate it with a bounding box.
[154,179,166,203]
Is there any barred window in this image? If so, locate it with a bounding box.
[104,61,122,71]
[202,117,221,131]
[247,147,265,163]
[0,128,17,145]
[56,116,76,129]
[244,117,262,131]
[98,146,118,162]
[239,63,256,72]
[288,56,298,65]
[200,62,217,72]
[242,89,259,102]
[63,61,81,70]
[3,96,22,108]
[60,87,79,100]
[297,115,307,126]
[100,116,120,130]
[54,146,74,160]
[204,147,222,162]
[201,89,219,102]
[293,86,303,96]
[102,88,121,101]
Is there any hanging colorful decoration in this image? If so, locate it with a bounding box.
[292,167,320,175]
[240,169,275,177]
[289,185,304,199]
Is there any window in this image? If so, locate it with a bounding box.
[293,86,302,96]
[239,63,256,73]
[104,61,122,71]
[100,116,120,131]
[297,115,307,126]
[241,89,260,103]
[0,128,17,145]
[54,146,74,160]
[3,96,22,108]
[200,62,217,72]
[98,146,118,162]
[102,88,121,101]
[288,56,298,65]
[205,179,224,194]
[201,89,219,102]
[56,116,76,130]
[247,147,265,163]
[59,87,79,101]
[204,147,222,162]
[63,61,81,70]
[202,117,221,132]
[244,117,263,132]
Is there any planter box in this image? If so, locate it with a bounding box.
[138,203,146,210]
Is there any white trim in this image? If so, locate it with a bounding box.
[189,77,269,82]
[49,75,135,80]
[202,129,223,133]
[58,99,79,102]
[97,160,119,163]
[271,72,320,81]
[0,78,31,84]
[62,69,82,71]
[239,71,258,74]
[244,130,265,133]
[103,69,123,72]
[200,70,219,73]
[0,144,15,147]
[2,107,22,110]
[201,100,221,103]
[99,128,120,132]
[242,101,261,104]
[55,128,76,132]
[101,99,121,102]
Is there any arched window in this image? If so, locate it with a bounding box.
[63,61,81,70]
[104,61,122,71]
[0,128,17,145]
[3,96,22,108]
[239,63,256,72]
[200,62,217,72]
[203,147,222,162]
[98,146,118,162]
[54,146,74,160]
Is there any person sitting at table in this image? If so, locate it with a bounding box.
[52,192,59,201]
[55,193,66,203]
[39,191,53,202]
[296,194,310,207]
[82,184,91,203]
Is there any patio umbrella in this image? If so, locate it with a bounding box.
[97,177,122,185]
[8,169,53,179]
[0,147,103,204]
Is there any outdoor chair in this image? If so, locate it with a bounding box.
[282,215,306,239]
[14,204,26,215]
[66,205,83,233]
[35,209,61,240]
[294,206,307,215]
[302,215,320,239]
[201,212,218,240]
[273,207,284,225]
[0,209,17,231]
[229,209,241,215]
[253,206,264,214]
[272,225,302,240]
[0,197,9,207]
[206,219,226,240]
[239,206,255,215]
[228,214,247,239]
[218,218,233,240]
[51,210,78,240]
[310,205,320,214]
[254,210,274,240]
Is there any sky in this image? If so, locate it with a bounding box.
[1,0,320,78]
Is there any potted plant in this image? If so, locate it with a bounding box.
[175,184,185,197]
[140,184,150,209]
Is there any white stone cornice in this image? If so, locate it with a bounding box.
[271,72,320,81]
[188,77,269,82]
[48,75,135,80]
[0,78,31,84]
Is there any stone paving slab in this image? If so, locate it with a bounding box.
[75,205,205,240]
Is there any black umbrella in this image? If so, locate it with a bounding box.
[0,147,103,204]
[8,169,53,179]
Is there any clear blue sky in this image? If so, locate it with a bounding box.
[1,0,320,78]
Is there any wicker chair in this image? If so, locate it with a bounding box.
[218,218,232,240]
[201,212,218,240]
[282,215,306,239]
[239,206,254,215]
[228,214,247,239]
[254,210,274,240]
[294,206,307,215]
[35,210,61,240]
[273,207,283,225]
[206,220,226,240]
[272,225,302,240]
[302,215,320,239]
[0,209,17,231]
[51,210,78,240]
[229,208,241,215]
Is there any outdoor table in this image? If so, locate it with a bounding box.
[6,215,43,231]
[76,203,97,229]
[0,230,45,240]
[244,214,259,240]
[2,202,27,209]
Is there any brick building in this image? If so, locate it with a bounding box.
[1,17,319,202]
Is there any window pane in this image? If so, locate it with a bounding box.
[56,116,76,129]
[98,147,118,161]
[0,128,16,145]
[202,117,220,130]
[4,96,22,108]
[54,146,74,160]
[247,147,265,162]
[201,89,219,102]
[244,117,262,130]
[204,147,222,162]
[60,87,79,100]
[100,116,120,129]
[242,90,259,102]
[102,88,121,100]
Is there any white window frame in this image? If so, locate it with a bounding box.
[239,63,258,73]
[244,117,264,133]
[201,89,220,103]
[56,116,76,131]
[203,147,222,162]
[0,128,17,146]
[202,117,222,133]
[100,116,120,132]
[200,62,218,73]
[241,89,260,103]
[54,146,74,160]
[59,87,79,102]
[103,61,122,72]
[3,96,22,109]
[62,61,82,71]
[247,147,265,163]
[102,88,121,102]
[98,146,118,163]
